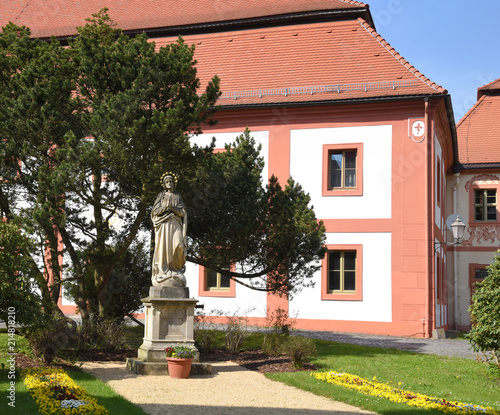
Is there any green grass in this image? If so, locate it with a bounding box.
[0,331,148,414]
[267,339,500,415]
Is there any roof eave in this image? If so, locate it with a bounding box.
[40,6,372,41]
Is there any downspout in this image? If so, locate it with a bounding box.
[424,97,434,338]
[453,173,461,329]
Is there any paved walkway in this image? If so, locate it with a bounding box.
[81,330,476,415]
[296,330,476,360]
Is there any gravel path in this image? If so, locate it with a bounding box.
[82,361,376,415]
[81,331,475,414]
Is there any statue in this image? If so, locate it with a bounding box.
[151,172,187,287]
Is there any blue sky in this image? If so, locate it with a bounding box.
[366,0,499,122]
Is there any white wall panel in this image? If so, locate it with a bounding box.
[290,125,392,219]
[290,232,392,322]
[190,131,269,183]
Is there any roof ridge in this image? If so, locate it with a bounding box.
[478,77,500,90]
[356,18,446,94]
[336,0,367,7]
[456,94,486,128]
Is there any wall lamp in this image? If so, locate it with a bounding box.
[435,215,466,252]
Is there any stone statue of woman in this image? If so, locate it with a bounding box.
[151,172,188,287]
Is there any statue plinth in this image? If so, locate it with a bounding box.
[137,286,199,362]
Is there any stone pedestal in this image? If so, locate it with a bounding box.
[137,286,199,362]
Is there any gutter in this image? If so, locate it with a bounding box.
[214,93,448,112]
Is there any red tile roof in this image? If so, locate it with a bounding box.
[0,0,367,39]
[0,0,446,106]
[477,77,500,99]
[153,19,445,106]
[457,78,500,165]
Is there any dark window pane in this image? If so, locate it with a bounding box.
[344,151,356,168]
[207,269,218,288]
[330,170,341,188]
[220,274,231,288]
[487,206,497,221]
[345,170,356,187]
[475,269,488,280]
[486,189,496,202]
[475,190,483,205]
[330,153,342,169]
[344,271,356,291]
[329,252,341,271]
[475,207,484,221]
[329,270,340,291]
[344,251,356,270]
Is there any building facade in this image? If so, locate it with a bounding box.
[2,0,460,337]
[449,78,500,331]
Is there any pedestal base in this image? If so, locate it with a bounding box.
[136,286,199,363]
[126,358,212,376]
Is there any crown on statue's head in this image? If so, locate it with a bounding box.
[160,171,179,186]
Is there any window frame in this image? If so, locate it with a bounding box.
[471,188,498,223]
[321,244,363,301]
[322,143,363,196]
[468,263,489,297]
[198,264,236,298]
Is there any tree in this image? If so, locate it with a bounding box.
[467,251,500,372]
[0,10,325,325]
[0,221,50,326]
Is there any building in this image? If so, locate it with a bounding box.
[1,0,460,337]
[450,78,500,331]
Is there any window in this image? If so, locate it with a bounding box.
[469,263,489,298]
[198,264,235,297]
[474,189,497,221]
[329,151,356,189]
[436,158,441,207]
[436,255,446,305]
[206,265,231,290]
[322,144,363,196]
[321,244,362,301]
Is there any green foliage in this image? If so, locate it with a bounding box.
[188,128,326,298]
[262,307,294,356]
[224,311,251,353]
[23,317,79,365]
[467,251,500,372]
[281,335,317,368]
[194,310,225,354]
[270,340,500,414]
[0,8,325,327]
[0,10,219,322]
[0,221,49,326]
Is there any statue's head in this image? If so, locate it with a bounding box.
[160,171,178,191]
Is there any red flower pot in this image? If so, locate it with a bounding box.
[167,358,193,379]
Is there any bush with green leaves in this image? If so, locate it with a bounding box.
[261,307,294,357]
[281,335,317,368]
[467,251,500,373]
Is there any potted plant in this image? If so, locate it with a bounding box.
[165,345,196,379]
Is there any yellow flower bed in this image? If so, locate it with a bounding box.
[311,371,499,414]
[22,368,109,415]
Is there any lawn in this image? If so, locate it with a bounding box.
[0,329,148,414]
[267,339,500,415]
[2,327,499,414]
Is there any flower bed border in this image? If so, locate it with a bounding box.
[311,371,499,414]
[22,367,109,415]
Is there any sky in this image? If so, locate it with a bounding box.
[365,0,499,123]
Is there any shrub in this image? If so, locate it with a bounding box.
[194,310,224,354]
[24,317,78,365]
[281,335,317,368]
[467,251,500,374]
[225,312,250,353]
[77,316,125,351]
[261,307,294,357]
